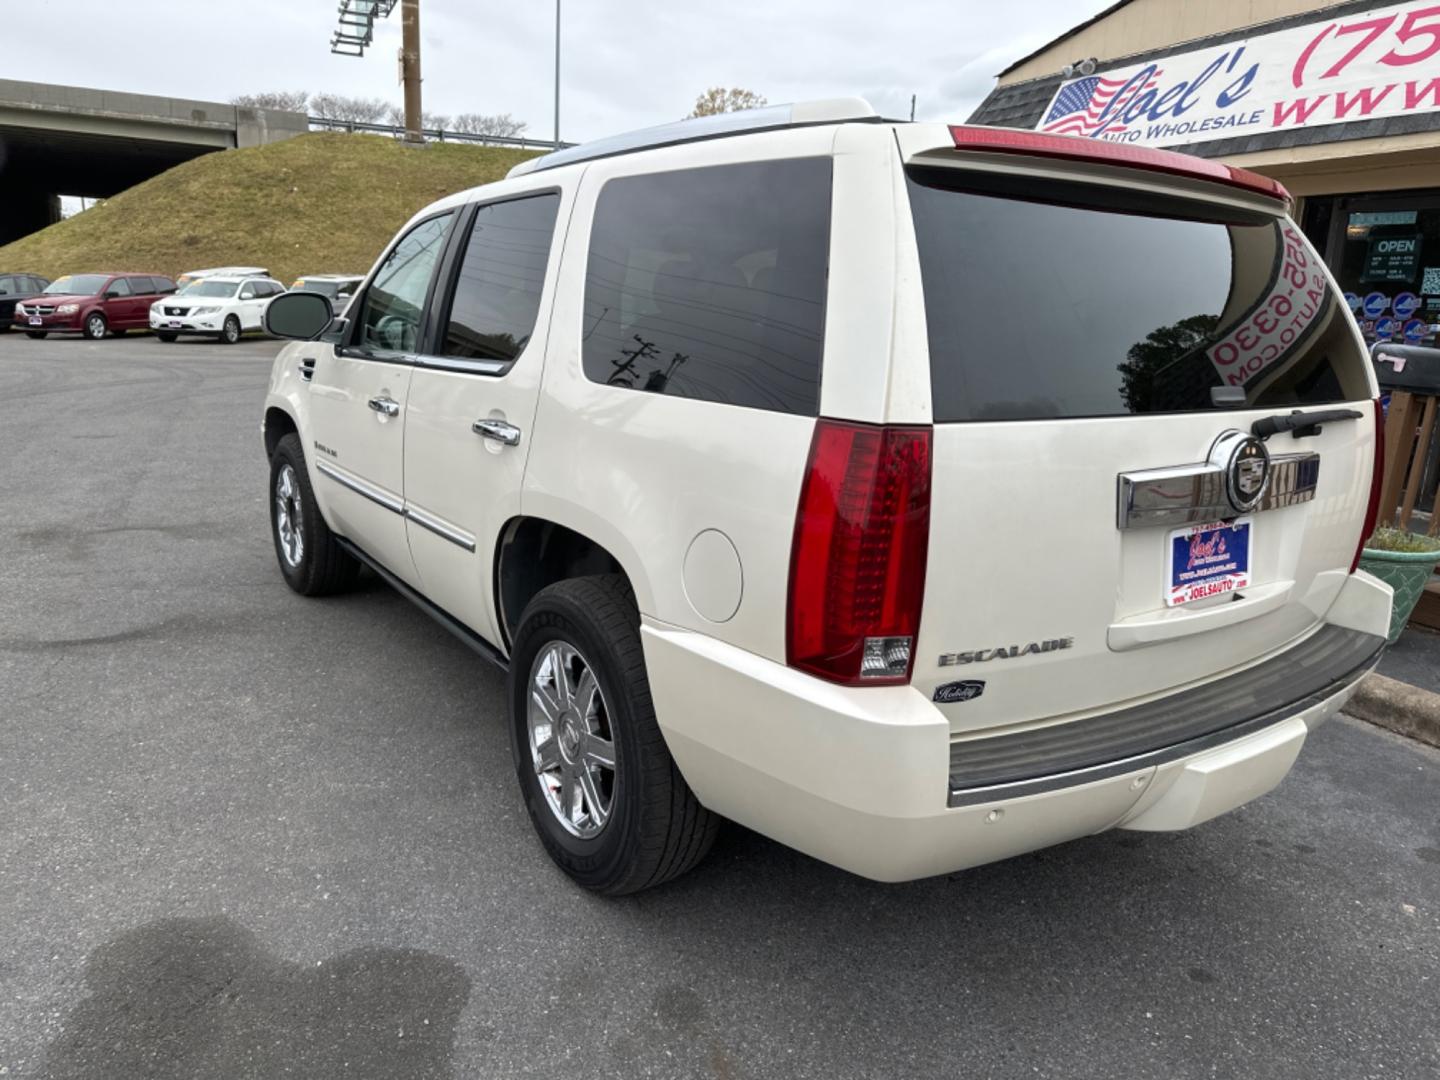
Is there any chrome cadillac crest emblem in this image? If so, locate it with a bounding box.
[1223,435,1271,513]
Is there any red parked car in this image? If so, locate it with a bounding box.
[14,273,177,340]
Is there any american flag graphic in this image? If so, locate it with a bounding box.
[1041,70,1162,136]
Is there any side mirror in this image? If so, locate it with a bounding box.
[265,290,335,340]
[105,289,123,299]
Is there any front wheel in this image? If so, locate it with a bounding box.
[508,575,719,895]
[268,433,360,596]
[156,332,178,343]
[25,331,47,340]
[83,313,107,340]
[220,316,241,345]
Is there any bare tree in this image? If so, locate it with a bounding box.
[451,113,529,139]
[385,104,450,132]
[310,93,388,124]
[687,87,767,118]
[232,90,310,113]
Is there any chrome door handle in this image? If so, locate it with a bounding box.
[367,396,400,417]
[472,418,521,446]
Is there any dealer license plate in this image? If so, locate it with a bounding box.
[1166,519,1251,606]
[28,316,42,326]
[167,321,183,329]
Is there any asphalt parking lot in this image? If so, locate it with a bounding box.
[1,330,1438,1079]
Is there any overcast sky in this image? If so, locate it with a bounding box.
[9,0,1105,142]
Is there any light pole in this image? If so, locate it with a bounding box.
[553,0,562,148]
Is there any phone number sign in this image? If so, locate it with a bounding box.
[1208,222,1328,387]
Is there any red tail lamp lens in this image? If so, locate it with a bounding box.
[787,420,932,685]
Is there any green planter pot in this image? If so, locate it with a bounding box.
[1357,545,1440,644]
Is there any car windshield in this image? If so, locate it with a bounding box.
[45,275,108,296]
[180,280,240,297]
[296,280,351,299]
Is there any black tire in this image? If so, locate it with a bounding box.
[268,433,360,596]
[507,575,719,895]
[156,332,178,343]
[83,312,107,340]
[111,328,127,337]
[220,316,241,345]
[25,331,47,340]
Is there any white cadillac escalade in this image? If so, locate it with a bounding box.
[259,100,1393,894]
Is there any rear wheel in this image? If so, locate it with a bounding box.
[220,316,241,345]
[25,331,46,340]
[83,313,107,340]
[268,433,360,596]
[508,575,719,895]
[157,332,178,343]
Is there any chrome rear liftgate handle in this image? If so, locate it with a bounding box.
[472,418,521,446]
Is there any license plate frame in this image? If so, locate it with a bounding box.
[28,316,42,327]
[1166,519,1252,606]
[166,321,183,330]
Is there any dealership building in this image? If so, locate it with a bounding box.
[970,0,1440,348]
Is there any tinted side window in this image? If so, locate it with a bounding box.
[582,158,831,415]
[29,277,48,293]
[107,278,131,297]
[0,276,16,294]
[442,194,560,363]
[153,277,176,294]
[357,213,453,354]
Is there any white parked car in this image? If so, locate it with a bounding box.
[259,100,1392,894]
[152,276,286,344]
[175,265,271,290]
[290,274,365,309]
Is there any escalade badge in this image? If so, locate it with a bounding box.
[1225,436,1271,513]
[938,637,1074,666]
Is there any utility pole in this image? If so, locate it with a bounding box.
[910,94,916,122]
[554,0,562,148]
[401,0,423,144]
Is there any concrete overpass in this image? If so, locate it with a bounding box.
[0,79,308,245]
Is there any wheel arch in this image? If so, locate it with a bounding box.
[263,405,299,459]
[494,516,651,648]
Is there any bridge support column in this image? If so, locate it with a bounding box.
[0,180,60,246]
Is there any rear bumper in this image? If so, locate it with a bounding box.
[642,575,1389,883]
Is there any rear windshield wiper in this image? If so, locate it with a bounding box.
[1251,408,1364,440]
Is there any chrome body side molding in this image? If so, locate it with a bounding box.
[315,460,476,552]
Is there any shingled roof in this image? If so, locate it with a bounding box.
[967,0,1440,158]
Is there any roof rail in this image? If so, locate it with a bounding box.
[507,97,878,178]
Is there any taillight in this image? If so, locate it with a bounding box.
[787,420,932,685]
[1351,397,1386,574]
[947,125,1291,206]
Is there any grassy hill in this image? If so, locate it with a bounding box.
[0,133,539,285]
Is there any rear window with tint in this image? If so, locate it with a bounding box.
[582,158,831,415]
[907,168,1371,422]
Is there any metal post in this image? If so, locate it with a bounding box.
[553,0,562,149]
[401,0,423,144]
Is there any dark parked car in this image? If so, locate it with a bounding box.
[14,273,177,340]
[0,273,51,331]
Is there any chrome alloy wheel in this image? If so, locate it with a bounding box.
[527,641,616,839]
[274,464,305,568]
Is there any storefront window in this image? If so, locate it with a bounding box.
[1322,192,1440,349]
